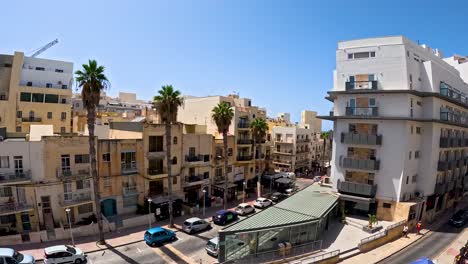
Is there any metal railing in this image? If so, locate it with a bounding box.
[341,157,380,171]
[346,80,378,91]
[123,186,138,196]
[121,163,138,174]
[185,174,209,183]
[238,122,250,128]
[341,133,382,145]
[0,202,33,216]
[345,107,379,117]
[237,155,253,161]
[147,168,165,175]
[56,168,91,180]
[21,117,42,122]
[59,190,92,206]
[0,170,32,184]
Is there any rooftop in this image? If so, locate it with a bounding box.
[222,184,338,233]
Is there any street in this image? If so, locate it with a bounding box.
[377,223,466,264]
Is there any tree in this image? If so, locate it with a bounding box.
[153,85,183,228]
[75,60,110,244]
[320,130,333,169]
[212,102,234,209]
[250,118,268,195]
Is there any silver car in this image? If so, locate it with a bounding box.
[182,217,211,234]
[0,248,35,264]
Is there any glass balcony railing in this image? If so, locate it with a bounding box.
[345,107,378,117]
[341,133,382,145]
[341,156,380,171]
[337,180,377,197]
[345,80,378,91]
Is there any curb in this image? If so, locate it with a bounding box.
[374,231,431,264]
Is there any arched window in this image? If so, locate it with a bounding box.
[173,137,178,145]
[172,157,177,165]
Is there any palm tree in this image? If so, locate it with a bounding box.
[75,60,110,244]
[153,85,183,228]
[320,130,332,170]
[250,118,268,195]
[212,102,234,209]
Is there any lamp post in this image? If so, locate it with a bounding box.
[147,198,152,229]
[243,181,246,203]
[65,208,74,246]
[202,189,207,217]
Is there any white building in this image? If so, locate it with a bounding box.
[271,126,311,173]
[320,36,468,224]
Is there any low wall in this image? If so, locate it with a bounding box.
[0,234,22,246]
[359,221,405,253]
[122,214,155,229]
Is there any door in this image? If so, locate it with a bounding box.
[21,212,31,231]
[101,199,117,217]
[14,156,23,174]
[16,187,26,204]
[63,182,72,201]
[61,154,71,174]
[41,196,55,231]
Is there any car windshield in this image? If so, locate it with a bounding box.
[66,246,76,254]
[13,251,24,262]
[183,221,192,226]
[207,240,217,249]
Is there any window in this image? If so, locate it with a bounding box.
[0,187,12,197]
[227,165,233,173]
[123,196,138,207]
[409,74,413,89]
[62,84,68,89]
[121,152,136,167]
[78,204,93,214]
[76,180,85,189]
[26,81,32,86]
[410,98,413,107]
[369,98,376,106]
[45,94,59,103]
[203,171,209,179]
[20,92,31,102]
[104,176,111,187]
[409,151,412,160]
[228,148,233,156]
[16,111,22,118]
[383,203,392,209]
[0,157,8,168]
[173,175,177,184]
[406,176,409,184]
[46,83,52,88]
[407,51,410,57]
[55,69,64,73]
[189,147,196,157]
[416,127,421,134]
[32,93,44,102]
[3,63,12,68]
[35,67,45,71]
[412,174,417,183]
[149,136,163,152]
[215,167,223,177]
[75,154,90,164]
[16,126,21,132]
[47,112,52,119]
[173,137,178,145]
[60,127,65,133]
[415,151,420,159]
[102,153,110,162]
[61,112,66,120]
[417,101,422,106]
[347,51,376,59]
[171,157,177,165]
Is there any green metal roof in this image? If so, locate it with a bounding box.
[222,184,338,233]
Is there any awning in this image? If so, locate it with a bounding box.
[339,194,375,204]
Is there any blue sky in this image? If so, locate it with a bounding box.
[2,0,468,130]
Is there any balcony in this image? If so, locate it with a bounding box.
[341,157,380,171]
[123,186,138,196]
[147,168,166,176]
[185,155,210,166]
[440,137,450,148]
[440,111,463,125]
[434,182,448,195]
[184,174,209,187]
[237,139,253,145]
[0,170,31,185]
[338,180,377,197]
[464,175,468,187]
[275,139,294,144]
[345,107,378,117]
[56,168,90,180]
[296,149,309,154]
[296,138,311,143]
[341,133,382,146]
[238,122,250,129]
[345,81,378,91]
[121,163,138,175]
[21,117,42,122]
[440,83,468,105]
[273,149,293,155]
[437,160,452,171]
[237,155,253,162]
[448,180,455,191]
[272,160,292,165]
[147,149,165,159]
[0,202,34,216]
[59,190,92,207]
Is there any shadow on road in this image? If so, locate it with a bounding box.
[158,245,190,264]
[103,243,140,264]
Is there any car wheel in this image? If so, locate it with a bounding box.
[151,241,156,247]
[75,259,83,264]
[170,236,176,241]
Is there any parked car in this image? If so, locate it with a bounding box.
[235,203,255,216]
[144,226,176,246]
[43,245,85,264]
[449,209,468,227]
[212,210,238,225]
[0,248,35,264]
[182,217,211,234]
[270,192,287,203]
[205,237,220,257]
[254,197,272,208]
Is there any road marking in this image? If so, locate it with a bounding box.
[152,247,177,264]
[137,247,142,253]
[164,244,194,264]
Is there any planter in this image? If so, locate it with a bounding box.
[363,225,383,234]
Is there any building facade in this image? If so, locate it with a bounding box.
[0,52,73,136]
[271,126,311,173]
[320,36,468,225]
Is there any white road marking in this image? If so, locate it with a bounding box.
[137,247,142,253]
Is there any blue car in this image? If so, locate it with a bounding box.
[212,210,238,225]
[144,227,176,246]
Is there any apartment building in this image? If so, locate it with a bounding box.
[212,135,238,200]
[0,139,43,241]
[301,110,322,133]
[0,52,73,136]
[178,94,267,193]
[320,36,468,224]
[271,126,311,173]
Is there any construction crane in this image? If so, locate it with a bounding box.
[30,39,59,58]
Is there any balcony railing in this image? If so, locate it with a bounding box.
[121,163,138,175]
[0,202,33,216]
[437,160,453,171]
[434,182,448,195]
[56,168,90,180]
[273,149,293,155]
[21,117,42,122]
[440,137,468,148]
[448,180,455,191]
[341,157,380,171]
[345,80,378,91]
[123,186,138,196]
[237,155,253,161]
[345,107,379,117]
[0,170,31,184]
[185,155,210,163]
[185,174,209,183]
[237,139,253,145]
[338,180,377,197]
[147,168,166,176]
[440,83,468,105]
[296,138,311,143]
[275,139,294,144]
[272,160,292,165]
[238,122,250,129]
[59,190,92,207]
[341,133,382,146]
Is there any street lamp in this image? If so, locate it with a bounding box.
[243,181,246,203]
[65,208,74,246]
[147,198,152,229]
[202,189,207,217]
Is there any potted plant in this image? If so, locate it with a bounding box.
[363,214,383,233]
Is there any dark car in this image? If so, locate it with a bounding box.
[449,209,468,227]
[270,192,287,203]
[212,210,238,225]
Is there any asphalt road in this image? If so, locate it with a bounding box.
[377,223,465,264]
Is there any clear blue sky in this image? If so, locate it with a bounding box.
[2,0,467,130]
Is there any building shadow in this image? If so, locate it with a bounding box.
[104,243,140,264]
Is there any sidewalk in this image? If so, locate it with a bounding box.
[340,203,466,264]
[433,228,468,264]
[14,195,259,261]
